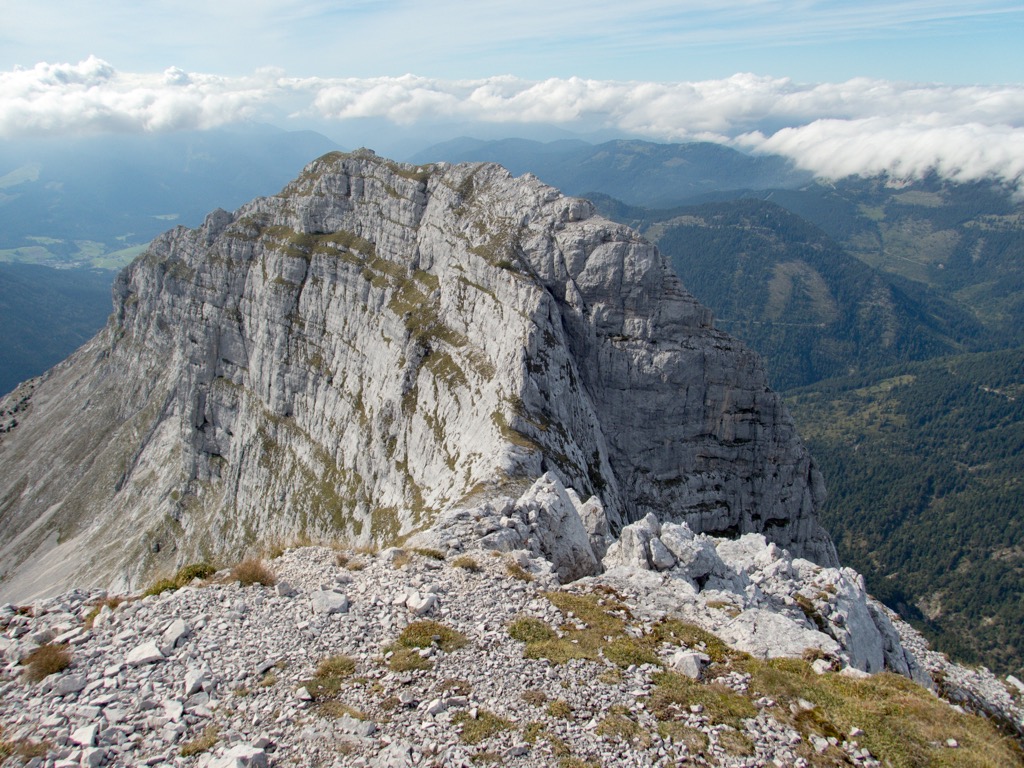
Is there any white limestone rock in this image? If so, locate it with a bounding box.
[719,608,841,660]
[70,723,97,747]
[161,618,189,652]
[52,673,88,695]
[0,151,835,601]
[405,592,437,617]
[669,650,709,680]
[126,641,164,666]
[513,473,599,582]
[602,513,661,570]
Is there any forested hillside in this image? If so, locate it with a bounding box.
[645,199,988,389]
[786,350,1024,677]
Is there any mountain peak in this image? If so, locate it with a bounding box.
[0,151,834,600]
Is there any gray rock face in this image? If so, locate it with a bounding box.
[0,150,835,600]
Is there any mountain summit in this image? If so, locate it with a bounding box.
[0,150,835,600]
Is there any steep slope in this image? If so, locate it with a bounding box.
[0,151,834,600]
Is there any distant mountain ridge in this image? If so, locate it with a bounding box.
[410,138,813,208]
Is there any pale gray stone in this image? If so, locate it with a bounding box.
[405,592,437,617]
[70,724,97,747]
[126,641,164,666]
[80,747,104,768]
[184,668,206,696]
[161,619,189,650]
[208,745,267,768]
[719,608,841,660]
[669,650,708,679]
[52,673,88,695]
[310,590,349,615]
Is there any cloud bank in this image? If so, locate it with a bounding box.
[3,59,1024,190]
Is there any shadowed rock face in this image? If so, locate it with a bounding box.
[0,150,836,600]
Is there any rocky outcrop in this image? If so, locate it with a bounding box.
[0,150,835,600]
[598,516,926,681]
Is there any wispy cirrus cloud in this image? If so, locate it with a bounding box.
[2,59,1024,190]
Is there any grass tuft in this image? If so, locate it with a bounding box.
[395,620,468,652]
[411,547,445,560]
[386,647,431,672]
[231,558,276,586]
[452,555,481,571]
[649,671,756,729]
[547,699,573,719]
[21,644,71,682]
[505,562,534,582]
[603,637,662,669]
[180,726,219,757]
[508,617,556,644]
[596,710,651,747]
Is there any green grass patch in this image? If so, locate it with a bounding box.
[386,647,432,672]
[742,658,1024,767]
[603,637,662,669]
[649,671,756,730]
[596,708,651,747]
[395,620,468,652]
[508,617,557,644]
[646,618,737,663]
[547,699,573,719]
[513,591,635,665]
[452,709,513,745]
[301,655,357,700]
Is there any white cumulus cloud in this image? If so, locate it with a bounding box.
[3,59,1024,190]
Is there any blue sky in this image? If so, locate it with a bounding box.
[3,0,1021,83]
[2,1,1023,188]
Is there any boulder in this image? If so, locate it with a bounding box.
[514,473,600,582]
[719,608,841,660]
[310,591,349,615]
[126,641,164,666]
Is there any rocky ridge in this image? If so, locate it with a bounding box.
[0,150,833,600]
[1,490,1021,768]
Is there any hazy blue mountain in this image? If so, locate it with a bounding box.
[0,264,114,394]
[410,138,812,208]
[0,125,340,268]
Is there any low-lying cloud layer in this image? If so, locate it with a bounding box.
[4,58,1024,190]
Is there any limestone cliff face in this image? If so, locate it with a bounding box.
[0,150,836,599]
